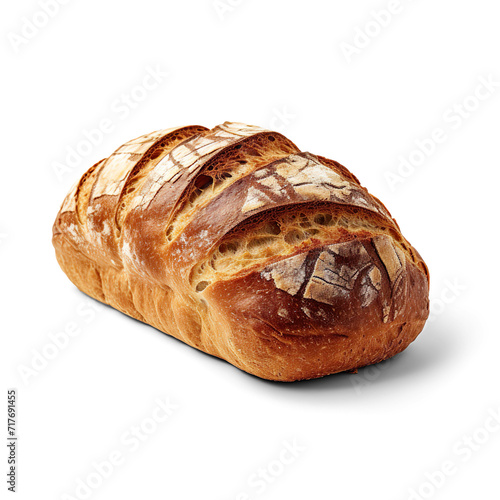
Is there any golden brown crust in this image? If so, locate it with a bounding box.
[52,122,429,381]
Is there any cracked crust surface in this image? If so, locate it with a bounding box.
[53,121,429,381]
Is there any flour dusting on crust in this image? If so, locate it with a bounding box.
[261,252,308,296]
[241,186,274,213]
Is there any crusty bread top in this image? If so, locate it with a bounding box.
[54,121,429,312]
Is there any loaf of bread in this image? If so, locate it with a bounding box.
[53,122,429,381]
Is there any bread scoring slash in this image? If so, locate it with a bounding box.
[52,122,430,381]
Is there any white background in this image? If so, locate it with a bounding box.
[2,1,499,499]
